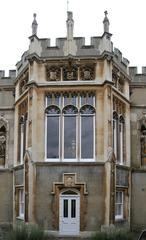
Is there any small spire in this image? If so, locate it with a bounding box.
[103,10,110,33]
[67,0,69,12]
[32,13,38,36]
[66,11,74,40]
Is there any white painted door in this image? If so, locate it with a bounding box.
[59,194,80,235]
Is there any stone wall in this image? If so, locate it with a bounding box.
[0,170,13,223]
[131,170,146,231]
[35,162,105,231]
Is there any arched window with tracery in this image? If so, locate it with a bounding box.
[45,105,60,160]
[113,111,118,159]
[19,113,28,164]
[63,105,78,160]
[119,115,125,165]
[140,123,146,166]
[45,92,96,162]
[80,105,95,160]
[0,125,6,166]
[113,112,125,164]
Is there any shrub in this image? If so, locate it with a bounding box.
[91,230,134,240]
[5,223,47,240]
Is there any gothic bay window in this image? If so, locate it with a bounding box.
[45,92,95,161]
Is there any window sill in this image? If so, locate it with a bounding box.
[16,216,24,221]
[115,218,126,223]
[45,159,95,162]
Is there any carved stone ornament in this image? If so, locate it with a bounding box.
[63,65,78,81]
[80,65,95,80]
[113,96,125,117]
[19,72,29,95]
[46,66,61,81]
[0,119,7,166]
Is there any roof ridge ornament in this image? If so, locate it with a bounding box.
[32,13,38,36]
[103,10,110,33]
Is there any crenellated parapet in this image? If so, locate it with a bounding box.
[113,48,129,73]
[129,66,146,83]
[0,70,16,80]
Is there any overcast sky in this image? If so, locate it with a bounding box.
[0,0,145,75]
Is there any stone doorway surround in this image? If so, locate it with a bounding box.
[51,173,88,232]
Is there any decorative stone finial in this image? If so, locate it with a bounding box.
[32,13,38,36]
[103,10,110,33]
[66,11,74,40]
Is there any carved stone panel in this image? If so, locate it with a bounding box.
[63,65,78,81]
[46,66,61,81]
[19,72,29,95]
[80,65,95,80]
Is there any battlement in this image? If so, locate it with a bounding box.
[129,66,146,83]
[0,70,16,79]
[113,48,129,71]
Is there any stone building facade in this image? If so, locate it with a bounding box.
[0,11,145,236]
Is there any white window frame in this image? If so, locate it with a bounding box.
[80,113,95,162]
[18,189,24,219]
[113,118,118,159]
[115,191,124,220]
[45,112,60,162]
[62,113,78,162]
[45,93,96,162]
[20,123,24,164]
[119,122,124,165]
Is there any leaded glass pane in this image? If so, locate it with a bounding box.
[81,116,94,159]
[45,105,60,114]
[64,116,76,159]
[63,105,78,114]
[87,94,95,106]
[80,105,95,115]
[47,116,59,158]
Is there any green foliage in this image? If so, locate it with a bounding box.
[91,230,134,240]
[5,223,47,240]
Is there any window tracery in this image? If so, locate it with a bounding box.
[113,97,126,164]
[19,72,29,95]
[0,118,8,167]
[45,92,95,161]
[140,117,146,166]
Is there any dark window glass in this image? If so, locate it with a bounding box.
[87,94,94,106]
[63,199,68,218]
[81,116,94,159]
[80,94,87,106]
[47,116,59,158]
[71,199,76,218]
[47,95,52,106]
[64,116,76,159]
